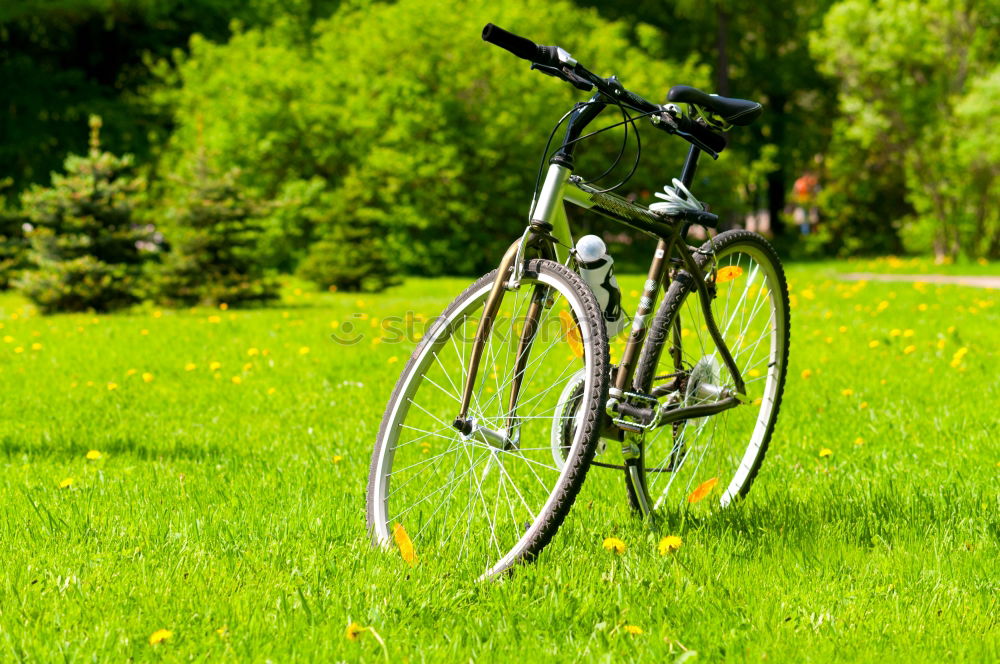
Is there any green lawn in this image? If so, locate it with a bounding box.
[1,261,997,662]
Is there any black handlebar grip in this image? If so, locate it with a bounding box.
[482,23,561,68]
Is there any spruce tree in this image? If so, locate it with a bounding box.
[155,147,278,307]
[19,116,154,312]
[0,181,28,290]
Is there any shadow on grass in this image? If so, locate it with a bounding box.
[0,434,232,462]
[646,482,997,550]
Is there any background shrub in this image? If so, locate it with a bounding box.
[18,116,155,313]
[155,148,279,308]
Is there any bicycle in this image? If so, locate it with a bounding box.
[366,24,790,580]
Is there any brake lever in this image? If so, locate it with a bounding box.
[530,63,594,92]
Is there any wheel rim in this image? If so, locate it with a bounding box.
[641,243,787,513]
[369,269,599,577]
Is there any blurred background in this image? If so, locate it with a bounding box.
[1,0,997,312]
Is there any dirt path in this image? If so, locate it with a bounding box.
[839,272,1000,289]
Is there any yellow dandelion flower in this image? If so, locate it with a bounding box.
[219,302,229,311]
[107,382,119,391]
[243,362,253,371]
[345,622,366,641]
[854,437,865,445]
[841,389,853,397]
[330,321,339,329]
[140,329,149,336]
[184,362,197,371]
[86,450,102,460]
[58,477,74,489]
[267,387,276,395]
[748,368,761,378]
[623,625,644,635]
[355,299,366,308]
[868,340,880,348]
[801,369,813,379]
[209,361,222,371]
[825,337,833,344]
[838,326,847,333]
[208,315,221,324]
[903,329,914,337]
[247,347,260,357]
[936,338,946,350]
[231,376,242,385]
[31,342,42,350]
[658,535,683,555]
[918,303,928,312]
[215,626,228,638]
[142,372,154,383]
[819,448,833,458]
[388,356,398,364]
[148,629,172,645]
[126,368,137,377]
[859,402,868,409]
[603,537,626,554]
[153,310,162,318]
[14,346,23,353]
[333,455,343,464]
[890,329,901,337]
[2,335,12,343]
[299,346,310,355]
[903,345,917,355]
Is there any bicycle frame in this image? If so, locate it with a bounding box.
[452,101,748,447]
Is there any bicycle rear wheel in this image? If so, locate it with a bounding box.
[629,230,790,517]
[367,259,609,579]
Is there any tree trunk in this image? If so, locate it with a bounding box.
[715,7,731,96]
[766,95,787,237]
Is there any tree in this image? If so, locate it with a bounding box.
[0,180,28,289]
[155,144,279,307]
[577,0,838,236]
[812,0,1000,260]
[158,0,725,276]
[19,116,155,313]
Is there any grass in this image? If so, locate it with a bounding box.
[1,261,997,662]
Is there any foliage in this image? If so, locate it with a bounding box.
[812,0,1000,260]
[0,183,29,290]
[155,150,279,308]
[0,0,346,192]
[159,0,721,275]
[579,0,838,236]
[296,224,398,293]
[18,116,155,313]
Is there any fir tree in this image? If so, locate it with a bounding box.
[155,147,278,307]
[18,116,154,312]
[0,180,28,290]
[296,221,398,293]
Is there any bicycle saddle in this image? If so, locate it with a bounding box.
[667,85,762,126]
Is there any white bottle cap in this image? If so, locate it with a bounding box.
[575,234,606,263]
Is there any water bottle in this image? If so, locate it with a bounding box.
[574,235,627,337]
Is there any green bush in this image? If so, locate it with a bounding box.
[155,150,279,308]
[18,116,155,313]
[812,0,1000,260]
[159,1,725,276]
[296,225,397,293]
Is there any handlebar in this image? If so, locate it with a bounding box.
[481,23,727,159]
[482,23,562,69]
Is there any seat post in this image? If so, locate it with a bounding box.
[679,144,702,188]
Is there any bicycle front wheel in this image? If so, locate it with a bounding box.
[629,230,790,517]
[367,259,609,579]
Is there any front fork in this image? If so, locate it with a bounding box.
[452,165,574,442]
